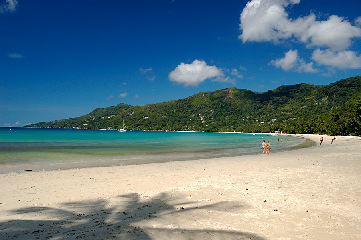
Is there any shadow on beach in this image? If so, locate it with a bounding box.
[0,192,265,240]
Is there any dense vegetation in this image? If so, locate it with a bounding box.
[26,76,361,136]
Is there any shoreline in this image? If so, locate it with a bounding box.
[1,134,360,239]
[1,132,309,174]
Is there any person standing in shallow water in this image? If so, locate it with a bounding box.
[266,141,271,155]
[262,140,266,155]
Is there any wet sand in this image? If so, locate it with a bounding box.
[1,134,360,239]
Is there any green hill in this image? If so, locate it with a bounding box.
[26,76,361,136]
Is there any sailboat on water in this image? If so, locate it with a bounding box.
[118,120,126,132]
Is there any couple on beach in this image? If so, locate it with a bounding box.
[320,136,336,145]
[262,140,271,155]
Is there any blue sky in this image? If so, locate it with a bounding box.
[1,0,361,127]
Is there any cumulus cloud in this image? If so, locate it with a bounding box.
[270,49,298,71]
[355,17,361,27]
[239,0,361,51]
[0,0,18,13]
[239,0,297,43]
[231,68,244,79]
[304,15,361,51]
[297,61,317,73]
[312,49,361,69]
[169,60,226,87]
[240,0,361,71]
[270,49,317,73]
[119,92,128,98]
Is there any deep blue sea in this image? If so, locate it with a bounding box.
[0,128,305,173]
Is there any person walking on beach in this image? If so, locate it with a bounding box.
[262,140,266,154]
[266,141,271,155]
[320,137,323,145]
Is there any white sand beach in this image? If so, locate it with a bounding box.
[1,134,360,239]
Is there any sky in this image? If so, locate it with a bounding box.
[1,0,361,127]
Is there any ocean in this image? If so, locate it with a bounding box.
[0,128,307,173]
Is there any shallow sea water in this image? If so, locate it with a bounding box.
[0,128,306,173]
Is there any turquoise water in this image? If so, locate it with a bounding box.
[0,128,305,173]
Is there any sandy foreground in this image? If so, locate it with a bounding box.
[0,134,360,240]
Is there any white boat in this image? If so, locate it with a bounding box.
[118,120,126,132]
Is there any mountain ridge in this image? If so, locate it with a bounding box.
[26,76,361,136]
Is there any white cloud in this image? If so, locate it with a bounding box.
[312,49,361,69]
[119,92,128,98]
[270,49,298,71]
[355,17,361,27]
[239,0,361,51]
[0,0,18,13]
[231,68,244,79]
[8,53,24,59]
[304,15,361,51]
[298,61,317,73]
[240,0,361,71]
[239,0,301,43]
[107,95,114,100]
[270,49,317,73]
[169,60,225,87]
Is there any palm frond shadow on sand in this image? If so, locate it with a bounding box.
[0,192,265,240]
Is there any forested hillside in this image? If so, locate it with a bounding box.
[26,76,361,136]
